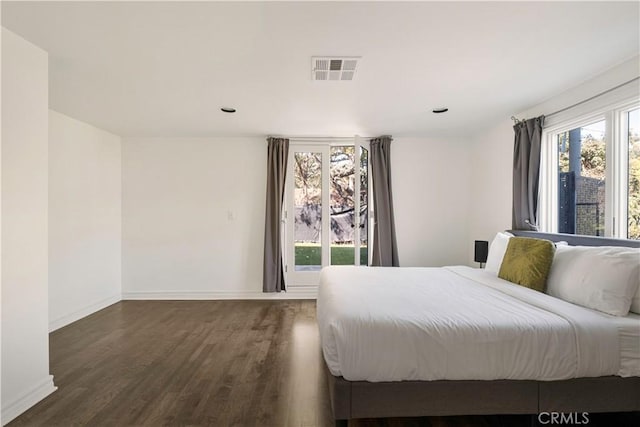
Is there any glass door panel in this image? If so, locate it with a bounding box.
[330,146,356,265]
[293,152,323,271]
[359,146,369,266]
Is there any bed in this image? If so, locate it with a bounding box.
[316,231,640,426]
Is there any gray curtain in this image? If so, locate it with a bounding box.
[512,116,545,230]
[263,137,289,292]
[370,136,399,267]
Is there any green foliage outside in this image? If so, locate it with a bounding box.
[293,146,368,211]
[558,132,606,179]
[295,244,368,266]
[558,123,640,239]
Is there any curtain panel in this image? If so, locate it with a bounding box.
[512,116,545,230]
[263,137,289,292]
[370,136,399,267]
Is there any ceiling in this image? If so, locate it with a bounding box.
[2,1,639,138]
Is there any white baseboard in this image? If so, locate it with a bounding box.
[1,375,57,426]
[49,294,122,332]
[122,287,318,300]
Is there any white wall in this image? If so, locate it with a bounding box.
[467,56,640,260]
[48,110,122,331]
[0,14,4,426]
[393,137,472,267]
[121,136,472,299]
[1,28,55,424]
[468,121,513,252]
[121,137,268,298]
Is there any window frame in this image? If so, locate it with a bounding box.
[539,93,640,239]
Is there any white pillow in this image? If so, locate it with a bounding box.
[485,232,514,274]
[547,245,640,316]
[631,282,640,314]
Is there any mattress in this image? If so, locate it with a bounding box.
[316,265,640,382]
[611,311,640,377]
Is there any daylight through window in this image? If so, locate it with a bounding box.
[540,99,640,240]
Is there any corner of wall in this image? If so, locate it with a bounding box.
[466,56,640,265]
[47,110,124,331]
[2,26,53,426]
[1,377,56,426]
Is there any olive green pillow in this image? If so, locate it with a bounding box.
[498,237,556,292]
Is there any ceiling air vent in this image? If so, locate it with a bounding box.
[312,57,360,81]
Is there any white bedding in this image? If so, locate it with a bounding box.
[611,311,640,377]
[316,265,640,382]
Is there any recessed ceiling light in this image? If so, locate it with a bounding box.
[221,107,236,113]
[432,107,449,114]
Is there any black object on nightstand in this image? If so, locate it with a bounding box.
[474,240,489,268]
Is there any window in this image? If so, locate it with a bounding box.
[555,120,607,236]
[286,140,371,286]
[329,146,369,267]
[292,150,323,271]
[627,108,640,238]
[540,98,640,239]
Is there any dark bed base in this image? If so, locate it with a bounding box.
[326,367,640,424]
[324,232,640,425]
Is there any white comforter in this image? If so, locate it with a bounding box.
[317,266,637,382]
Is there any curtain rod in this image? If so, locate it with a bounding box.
[546,76,639,118]
[268,136,377,141]
[289,137,368,140]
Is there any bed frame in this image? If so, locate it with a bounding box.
[325,231,640,426]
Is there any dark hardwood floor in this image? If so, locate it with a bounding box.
[8,300,639,427]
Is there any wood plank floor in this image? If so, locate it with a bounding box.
[8,300,639,427]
